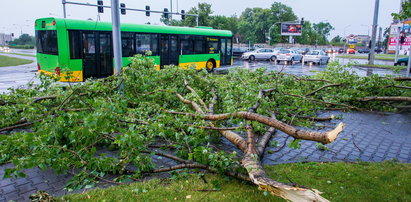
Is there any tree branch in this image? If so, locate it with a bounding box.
[357,96,411,102]
[305,84,341,97]
[190,112,344,145]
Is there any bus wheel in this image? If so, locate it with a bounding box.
[206,60,215,73]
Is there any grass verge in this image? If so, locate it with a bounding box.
[0,55,33,67]
[2,52,36,57]
[60,162,411,201]
[337,55,407,61]
[355,64,406,70]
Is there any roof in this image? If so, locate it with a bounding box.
[35,17,232,37]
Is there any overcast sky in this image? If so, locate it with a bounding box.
[0,0,401,39]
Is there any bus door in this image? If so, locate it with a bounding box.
[82,31,113,79]
[160,34,179,67]
[220,38,232,66]
[169,35,179,65]
[98,33,113,77]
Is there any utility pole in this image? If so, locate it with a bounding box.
[62,0,67,18]
[170,0,173,21]
[368,0,380,65]
[111,0,123,77]
[395,26,401,63]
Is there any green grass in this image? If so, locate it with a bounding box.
[2,52,36,57]
[0,55,33,67]
[60,162,411,202]
[337,54,407,61]
[355,64,406,70]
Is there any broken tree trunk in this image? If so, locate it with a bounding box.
[175,82,344,201]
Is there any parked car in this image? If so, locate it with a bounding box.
[394,57,409,66]
[303,50,330,65]
[241,48,277,61]
[299,48,311,55]
[347,48,356,54]
[233,47,251,57]
[276,49,303,63]
[375,47,383,54]
[338,48,345,54]
[357,49,370,54]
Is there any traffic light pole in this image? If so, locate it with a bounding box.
[368,0,380,65]
[62,0,67,18]
[62,1,198,23]
[111,0,122,77]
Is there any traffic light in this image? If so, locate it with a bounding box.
[146,6,150,16]
[400,33,406,44]
[164,8,169,19]
[301,17,304,25]
[400,36,405,44]
[97,0,103,13]
[120,3,126,15]
[181,10,185,20]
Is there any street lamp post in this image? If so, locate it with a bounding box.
[268,22,281,46]
[368,0,380,65]
[343,25,351,55]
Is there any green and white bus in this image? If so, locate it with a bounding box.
[35,17,233,82]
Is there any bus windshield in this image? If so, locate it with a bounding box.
[36,30,58,55]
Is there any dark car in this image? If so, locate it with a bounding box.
[394,57,409,66]
[374,48,383,54]
[357,49,370,54]
[338,48,345,54]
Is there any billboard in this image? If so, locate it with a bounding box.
[281,23,302,36]
[387,23,411,53]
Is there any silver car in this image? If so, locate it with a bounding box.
[276,49,303,63]
[241,48,277,61]
[303,50,330,65]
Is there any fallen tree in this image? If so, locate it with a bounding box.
[0,57,410,201]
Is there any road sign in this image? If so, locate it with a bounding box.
[350,44,355,49]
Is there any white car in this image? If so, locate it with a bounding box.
[241,48,277,61]
[275,49,303,63]
[303,50,330,65]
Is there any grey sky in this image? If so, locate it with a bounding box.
[0,0,401,39]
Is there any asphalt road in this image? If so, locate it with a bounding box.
[0,53,38,93]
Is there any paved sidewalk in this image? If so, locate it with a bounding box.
[0,111,410,201]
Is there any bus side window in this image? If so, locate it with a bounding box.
[207,37,219,54]
[194,36,206,54]
[150,34,158,56]
[121,32,135,57]
[136,33,152,55]
[69,30,82,59]
[180,35,193,55]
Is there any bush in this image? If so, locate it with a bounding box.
[8,45,35,49]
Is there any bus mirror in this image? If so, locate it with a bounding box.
[120,3,126,15]
[97,0,104,13]
[146,6,150,16]
[181,10,185,20]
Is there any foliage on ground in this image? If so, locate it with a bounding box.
[0,55,33,67]
[61,162,411,202]
[0,55,410,200]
